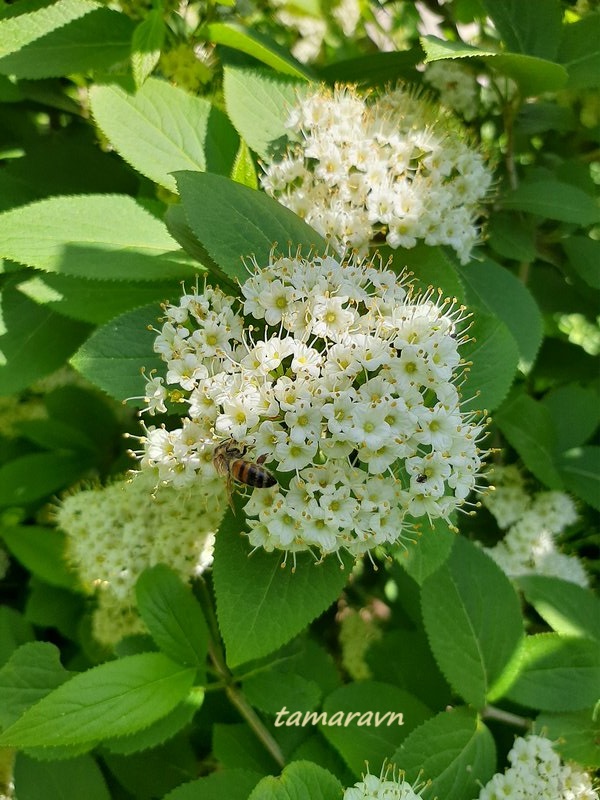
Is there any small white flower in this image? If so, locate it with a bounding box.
[346,404,392,450]
[311,295,356,339]
[143,375,168,414]
[166,353,208,391]
[274,436,319,471]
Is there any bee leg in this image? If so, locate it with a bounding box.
[256,453,267,465]
[226,474,236,514]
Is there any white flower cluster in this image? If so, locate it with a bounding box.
[140,252,488,560]
[423,61,480,121]
[261,85,493,264]
[344,770,423,800]
[56,470,223,645]
[478,735,598,800]
[483,466,588,587]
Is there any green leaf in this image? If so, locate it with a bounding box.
[0,194,193,281]
[557,446,600,510]
[163,769,263,800]
[102,736,197,796]
[13,753,110,800]
[420,36,568,94]
[0,525,76,590]
[213,723,278,773]
[0,7,133,79]
[367,629,452,710]
[395,707,496,800]
[231,139,259,189]
[495,391,564,489]
[242,669,321,716]
[487,212,536,263]
[421,537,524,708]
[15,418,95,453]
[399,518,455,586]
[506,633,600,711]
[0,652,196,747]
[25,581,83,640]
[249,761,342,800]
[44,385,120,454]
[17,271,185,326]
[201,22,312,81]
[0,641,72,731]
[541,384,600,453]
[0,284,91,395]
[516,575,600,641]
[502,180,600,225]
[0,0,98,58]
[0,608,35,669]
[175,171,328,283]
[536,709,600,768]
[213,511,350,668]
[224,66,304,160]
[103,691,204,755]
[319,51,421,87]
[135,565,209,674]
[90,79,238,193]
[2,130,138,199]
[460,312,519,411]
[273,638,341,699]
[0,74,21,101]
[558,13,600,89]
[0,452,92,508]
[291,734,354,786]
[70,303,163,404]
[480,0,562,60]
[391,243,465,303]
[563,235,600,289]
[320,683,431,776]
[459,258,543,370]
[516,101,576,136]
[131,11,165,88]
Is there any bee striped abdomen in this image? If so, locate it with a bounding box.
[231,459,276,488]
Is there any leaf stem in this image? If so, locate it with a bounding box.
[503,92,520,193]
[482,705,531,729]
[196,577,285,767]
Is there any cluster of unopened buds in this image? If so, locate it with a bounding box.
[138,251,488,562]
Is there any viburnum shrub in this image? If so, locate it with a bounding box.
[0,2,597,799]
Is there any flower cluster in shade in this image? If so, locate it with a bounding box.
[55,470,223,646]
[477,735,598,800]
[265,0,362,64]
[339,606,383,681]
[423,61,480,121]
[343,768,424,800]
[483,465,588,587]
[261,85,493,263]
[140,251,488,560]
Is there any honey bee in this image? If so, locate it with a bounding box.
[213,439,277,509]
